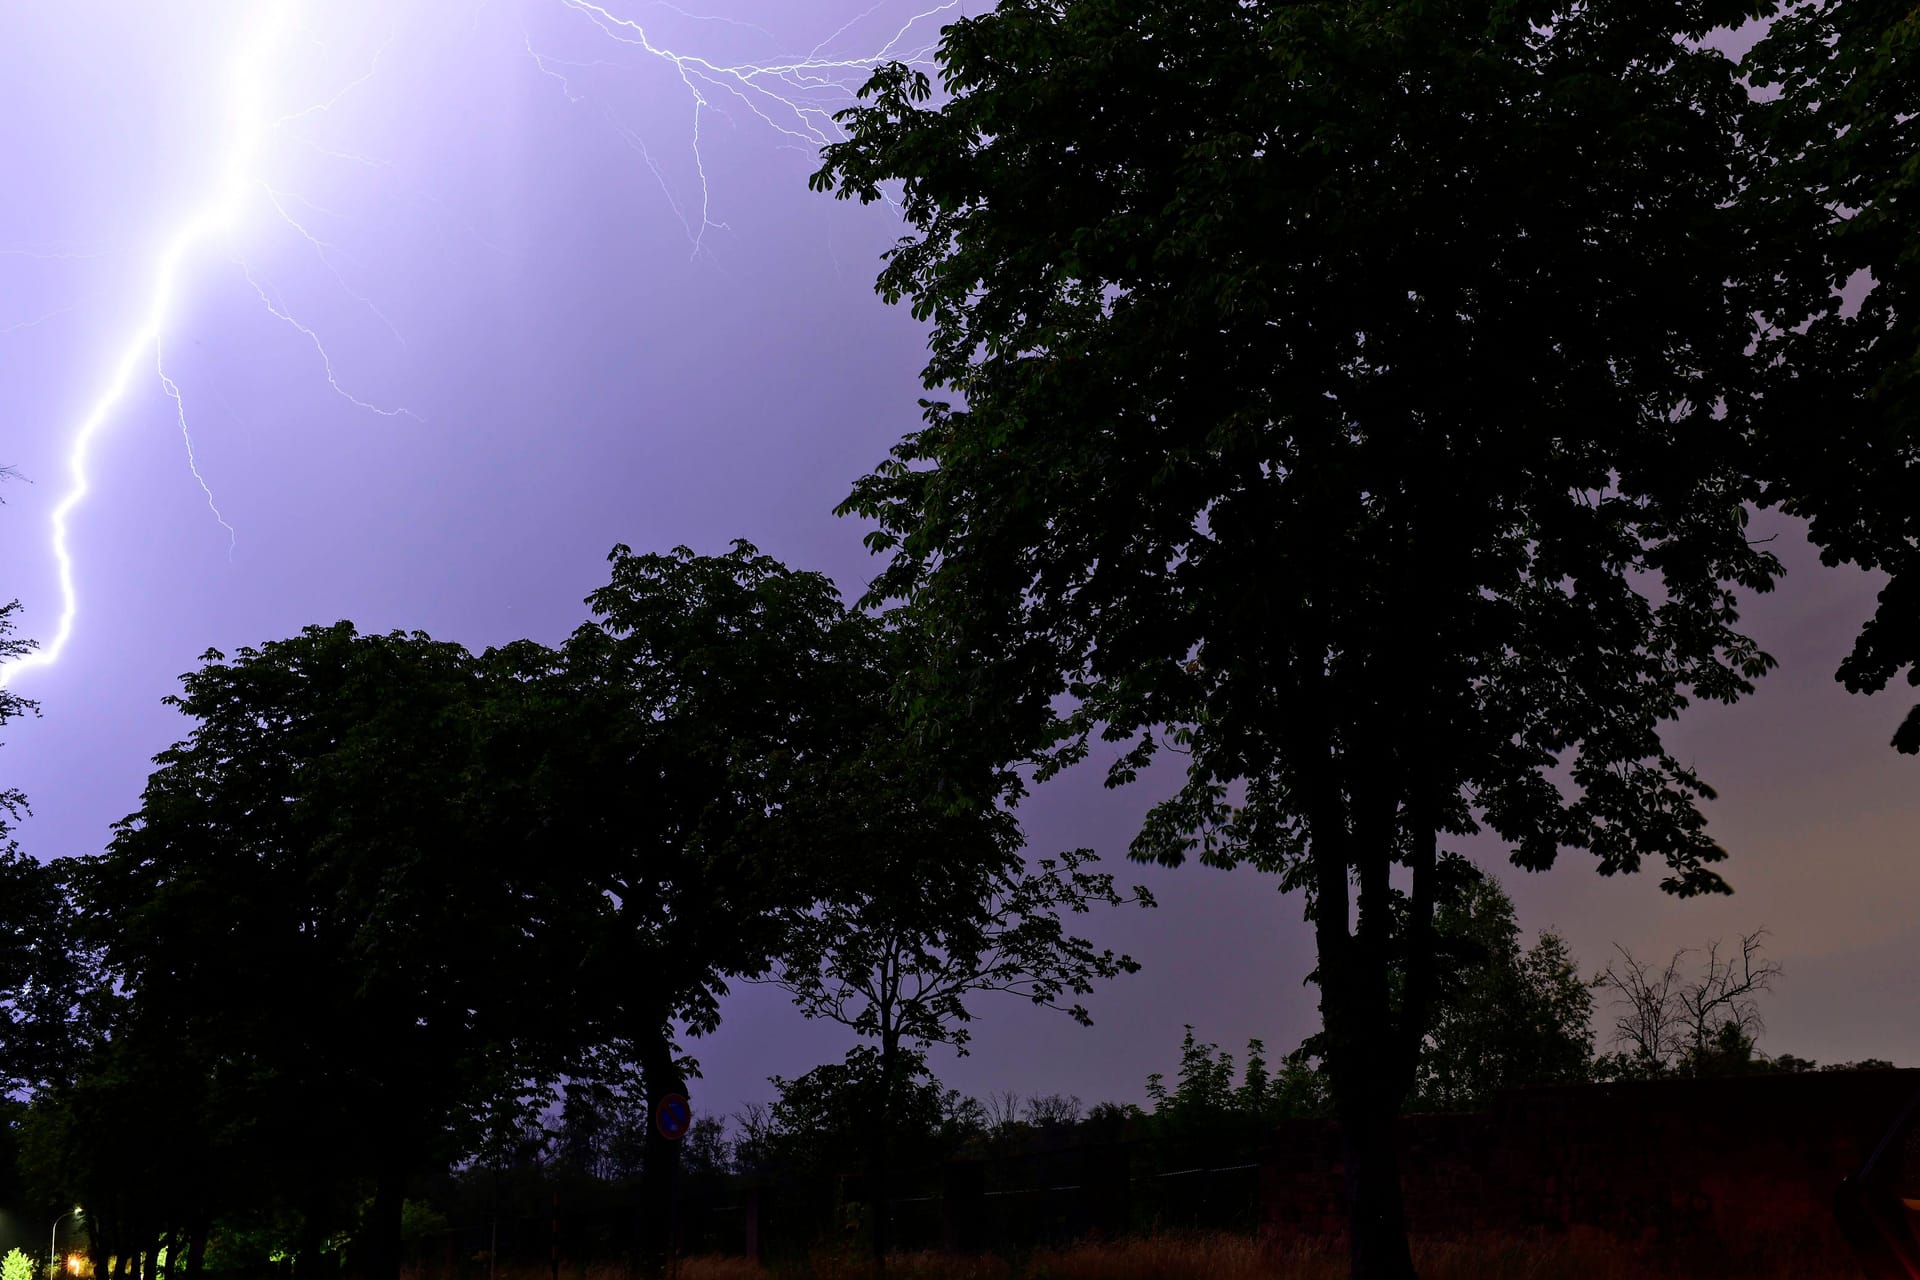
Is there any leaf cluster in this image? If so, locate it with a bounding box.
[818,0,1785,907]
[1743,0,1920,751]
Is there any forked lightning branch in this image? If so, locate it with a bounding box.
[0,0,956,691]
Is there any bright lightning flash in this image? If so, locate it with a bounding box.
[1,0,959,691]
[1,2,408,691]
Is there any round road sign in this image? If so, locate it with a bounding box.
[655,1093,691,1142]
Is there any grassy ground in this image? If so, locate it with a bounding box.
[445,1228,1864,1280]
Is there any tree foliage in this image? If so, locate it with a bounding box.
[558,541,894,1050]
[521,540,904,1273]
[0,593,89,1102]
[767,841,1151,1058]
[747,1047,984,1179]
[751,600,1151,1273]
[1404,874,1595,1111]
[1144,1027,1332,1140]
[812,1,1809,1273]
[1745,0,1920,753]
[552,1060,650,1185]
[62,624,584,1280]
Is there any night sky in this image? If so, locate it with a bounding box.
[1,1,1914,1128]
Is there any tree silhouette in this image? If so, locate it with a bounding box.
[1592,929,1783,1079]
[812,1,1811,1273]
[69,624,586,1280]
[751,605,1151,1273]
[1401,874,1594,1111]
[549,541,898,1275]
[1745,0,1920,754]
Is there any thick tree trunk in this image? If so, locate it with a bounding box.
[1340,1086,1417,1280]
[870,1035,901,1278]
[360,1161,408,1280]
[294,1217,329,1280]
[1303,779,1422,1277]
[638,1029,686,1279]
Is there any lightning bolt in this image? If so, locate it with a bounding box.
[158,336,238,560]
[0,2,409,691]
[527,0,960,252]
[1,0,959,691]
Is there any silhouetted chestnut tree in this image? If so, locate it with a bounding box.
[65,625,585,1280]
[543,541,906,1275]
[1744,0,1920,754]
[764,783,1150,1272]
[806,1,1875,1274]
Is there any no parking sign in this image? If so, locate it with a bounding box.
[654,1093,691,1142]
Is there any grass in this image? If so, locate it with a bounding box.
[428,1227,1870,1280]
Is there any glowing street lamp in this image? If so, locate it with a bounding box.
[49,1209,81,1280]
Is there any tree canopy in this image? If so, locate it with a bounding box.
[64,623,585,1280]
[808,0,1880,1274]
[1403,874,1594,1112]
[1745,0,1920,752]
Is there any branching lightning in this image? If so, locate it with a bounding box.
[0,2,411,690]
[158,336,239,559]
[1,0,960,690]
[238,262,418,421]
[528,0,958,250]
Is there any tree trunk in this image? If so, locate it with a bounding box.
[294,1217,328,1280]
[1341,1085,1416,1280]
[1303,783,1420,1276]
[82,1216,108,1280]
[870,1035,901,1278]
[638,1028,686,1279]
[359,1160,407,1280]
[182,1217,208,1280]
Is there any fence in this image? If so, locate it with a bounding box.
[1262,1068,1920,1263]
[699,1142,1268,1263]
[405,1142,1269,1276]
[404,1069,1920,1272]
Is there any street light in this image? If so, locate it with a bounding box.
[49,1209,81,1280]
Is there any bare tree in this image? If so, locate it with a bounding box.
[1595,943,1689,1070]
[983,1090,1024,1137]
[1594,928,1782,1075]
[1021,1093,1082,1130]
[729,1102,775,1174]
[1676,930,1782,1057]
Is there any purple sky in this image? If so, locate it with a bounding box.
[1,1,1914,1131]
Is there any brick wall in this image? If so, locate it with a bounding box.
[1261,1069,1920,1258]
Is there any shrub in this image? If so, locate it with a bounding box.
[3,1248,39,1280]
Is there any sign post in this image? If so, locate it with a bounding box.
[654,1094,691,1279]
